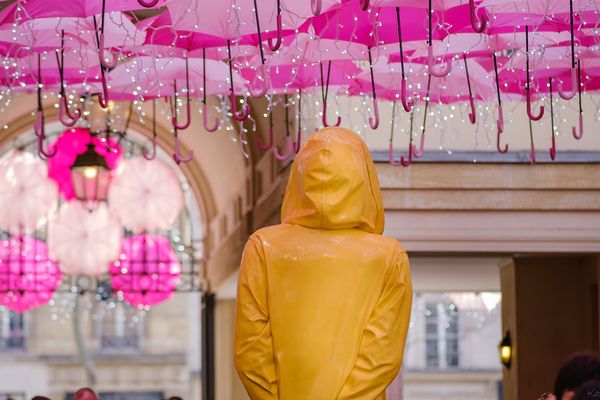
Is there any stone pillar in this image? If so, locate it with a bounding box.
[500,256,600,400]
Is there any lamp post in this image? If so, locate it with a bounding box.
[70,143,111,209]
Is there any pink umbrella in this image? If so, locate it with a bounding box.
[47,128,122,201]
[48,202,123,276]
[0,236,62,313]
[0,150,59,234]
[109,234,181,309]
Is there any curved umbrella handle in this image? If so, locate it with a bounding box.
[557,68,577,100]
[229,92,251,122]
[202,103,219,132]
[497,104,504,133]
[256,126,274,150]
[427,47,452,78]
[267,14,283,52]
[368,98,379,130]
[138,0,160,7]
[173,135,194,164]
[37,134,57,159]
[497,130,508,154]
[401,78,412,112]
[412,130,425,158]
[248,66,269,98]
[469,0,488,33]
[142,136,157,160]
[388,142,402,167]
[59,96,80,127]
[311,0,322,15]
[273,137,294,160]
[98,33,118,69]
[360,0,370,10]
[322,102,341,127]
[172,91,191,130]
[400,141,413,167]
[572,113,583,140]
[526,88,544,121]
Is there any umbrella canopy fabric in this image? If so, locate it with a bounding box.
[0,150,59,234]
[48,202,123,276]
[0,236,62,313]
[108,157,184,233]
[110,234,181,309]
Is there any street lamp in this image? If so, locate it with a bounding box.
[70,143,110,209]
[499,331,512,369]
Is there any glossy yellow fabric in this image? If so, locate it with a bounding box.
[234,127,413,400]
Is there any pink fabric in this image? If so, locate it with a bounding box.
[0,236,61,313]
[109,234,181,308]
[47,128,122,201]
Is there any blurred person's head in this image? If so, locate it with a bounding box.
[573,379,600,400]
[554,352,600,400]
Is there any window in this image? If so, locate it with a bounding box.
[98,302,143,352]
[0,310,26,351]
[424,301,459,369]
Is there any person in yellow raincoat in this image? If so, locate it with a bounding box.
[234,127,413,400]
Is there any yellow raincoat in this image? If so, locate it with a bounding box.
[234,127,412,400]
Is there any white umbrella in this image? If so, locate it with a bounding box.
[108,157,183,233]
[0,150,59,234]
[48,202,122,276]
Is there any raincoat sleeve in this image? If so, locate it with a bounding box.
[338,247,413,400]
[234,235,278,400]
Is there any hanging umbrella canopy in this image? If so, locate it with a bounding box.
[107,157,184,233]
[110,234,181,309]
[0,150,59,234]
[0,236,62,313]
[108,55,246,100]
[48,202,123,276]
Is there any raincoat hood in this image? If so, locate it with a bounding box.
[281,127,385,234]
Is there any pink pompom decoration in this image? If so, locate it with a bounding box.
[0,236,62,313]
[47,127,121,200]
[109,234,181,309]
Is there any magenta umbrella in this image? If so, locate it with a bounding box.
[0,236,62,313]
[109,234,181,309]
[47,128,122,201]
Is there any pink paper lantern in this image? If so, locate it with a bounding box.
[0,236,62,313]
[47,127,121,201]
[109,234,181,309]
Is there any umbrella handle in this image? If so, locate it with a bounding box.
[229,92,251,122]
[173,135,194,164]
[273,136,294,161]
[138,0,160,7]
[526,88,544,121]
[400,141,413,167]
[412,129,425,158]
[322,102,341,127]
[294,127,302,154]
[463,55,476,124]
[427,47,452,78]
[34,110,44,138]
[172,64,192,130]
[368,98,379,130]
[37,134,57,160]
[311,0,322,16]
[142,136,157,160]
[469,0,488,33]
[360,0,370,11]
[59,96,80,127]
[267,14,283,52]
[202,103,220,132]
[557,67,577,100]
[572,113,584,140]
[98,33,118,70]
[248,66,269,98]
[497,130,508,154]
[256,125,274,151]
[98,69,110,109]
